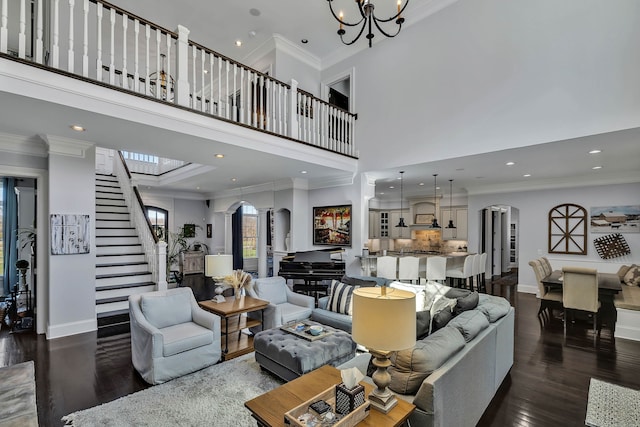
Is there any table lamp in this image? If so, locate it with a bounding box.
[352,287,416,413]
[205,254,233,302]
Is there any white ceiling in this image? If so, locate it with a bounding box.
[2,0,639,200]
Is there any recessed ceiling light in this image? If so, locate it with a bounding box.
[214,153,224,158]
[418,182,425,186]
[196,186,200,190]
[389,185,395,189]
[436,186,440,190]
[592,166,602,170]
[70,124,85,132]
[249,8,260,16]
[589,149,602,154]
[235,40,242,47]
[523,174,531,177]
[203,69,208,74]
[249,30,257,38]
[300,170,308,174]
[231,178,237,182]
[506,161,515,166]
[301,39,308,44]
[380,192,385,195]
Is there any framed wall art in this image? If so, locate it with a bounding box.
[548,203,587,255]
[313,205,352,246]
[590,205,640,233]
[50,214,91,255]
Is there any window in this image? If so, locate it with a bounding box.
[146,206,168,241]
[242,205,257,258]
[121,151,159,164]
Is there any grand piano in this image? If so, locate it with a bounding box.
[279,249,346,299]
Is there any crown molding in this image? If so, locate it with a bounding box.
[308,173,354,190]
[0,132,48,157]
[42,135,94,158]
[272,34,321,71]
[321,0,460,69]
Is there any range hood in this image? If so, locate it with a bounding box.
[409,223,442,230]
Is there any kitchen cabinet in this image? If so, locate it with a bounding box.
[369,211,379,238]
[441,208,468,240]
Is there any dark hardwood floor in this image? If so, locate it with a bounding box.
[1,273,639,426]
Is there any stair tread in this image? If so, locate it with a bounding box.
[96,296,130,304]
[96,271,151,279]
[96,227,135,229]
[96,252,145,257]
[97,309,129,319]
[96,261,147,267]
[96,244,142,247]
[96,281,155,291]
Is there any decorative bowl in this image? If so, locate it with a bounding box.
[295,323,306,331]
[309,325,323,336]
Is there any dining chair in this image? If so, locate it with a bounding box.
[562,266,600,345]
[426,256,448,283]
[540,256,553,277]
[529,259,563,321]
[472,253,487,293]
[398,256,420,284]
[376,256,398,280]
[479,252,488,292]
[446,254,475,290]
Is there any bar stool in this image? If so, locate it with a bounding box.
[398,256,420,284]
[376,256,398,281]
[446,254,475,290]
[425,256,447,284]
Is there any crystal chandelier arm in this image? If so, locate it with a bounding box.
[327,0,366,27]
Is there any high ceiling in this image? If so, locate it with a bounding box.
[2,0,638,200]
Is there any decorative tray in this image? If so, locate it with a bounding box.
[280,320,334,342]
[284,385,370,427]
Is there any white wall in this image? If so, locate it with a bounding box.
[275,49,321,97]
[468,182,640,293]
[322,0,640,172]
[47,144,97,338]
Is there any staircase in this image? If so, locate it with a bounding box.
[95,173,156,336]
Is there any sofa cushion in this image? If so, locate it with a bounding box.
[623,264,640,287]
[476,295,511,322]
[431,308,453,333]
[160,322,213,357]
[448,310,490,342]
[141,291,192,329]
[279,303,314,324]
[327,281,356,315]
[388,326,466,395]
[254,277,288,305]
[341,275,378,287]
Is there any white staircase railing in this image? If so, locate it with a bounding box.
[0,0,358,157]
[113,151,167,290]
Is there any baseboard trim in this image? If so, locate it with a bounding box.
[47,318,97,339]
[516,284,537,294]
[615,308,640,342]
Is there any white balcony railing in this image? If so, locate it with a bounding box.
[0,0,357,157]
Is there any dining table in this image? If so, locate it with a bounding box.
[541,270,622,331]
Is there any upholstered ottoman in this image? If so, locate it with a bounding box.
[254,321,356,381]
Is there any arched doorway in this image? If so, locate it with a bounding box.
[480,205,520,284]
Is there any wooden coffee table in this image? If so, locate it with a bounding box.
[245,365,415,426]
[199,295,269,361]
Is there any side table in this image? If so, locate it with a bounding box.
[199,295,269,361]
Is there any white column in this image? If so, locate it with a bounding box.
[257,208,269,278]
[175,25,190,107]
[288,79,299,140]
[156,241,167,290]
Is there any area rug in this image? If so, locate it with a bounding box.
[0,360,38,427]
[585,378,640,427]
[62,353,283,426]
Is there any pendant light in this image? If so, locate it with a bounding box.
[431,174,441,228]
[396,171,408,229]
[446,179,457,229]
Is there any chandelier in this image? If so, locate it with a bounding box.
[327,0,410,48]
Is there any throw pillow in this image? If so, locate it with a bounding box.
[617,265,631,283]
[431,308,453,333]
[448,310,490,342]
[416,310,431,340]
[388,326,465,395]
[452,291,480,315]
[389,281,427,311]
[623,265,640,287]
[429,295,457,334]
[476,294,511,322]
[327,280,356,315]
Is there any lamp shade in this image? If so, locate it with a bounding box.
[352,287,416,352]
[205,254,233,278]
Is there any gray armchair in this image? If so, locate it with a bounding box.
[247,276,315,332]
[129,287,221,385]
